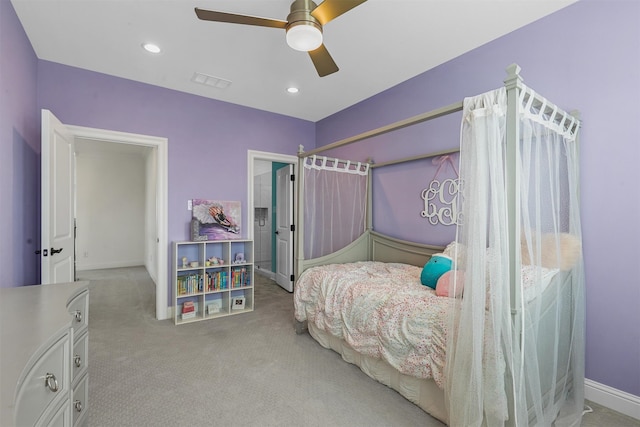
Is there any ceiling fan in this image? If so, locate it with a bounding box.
[195,0,367,77]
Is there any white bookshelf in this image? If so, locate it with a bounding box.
[173,239,254,325]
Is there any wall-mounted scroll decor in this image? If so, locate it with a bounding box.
[420,154,461,226]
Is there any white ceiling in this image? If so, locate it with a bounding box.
[11,0,576,122]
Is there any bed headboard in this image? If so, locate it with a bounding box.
[295,230,444,278]
[370,231,443,267]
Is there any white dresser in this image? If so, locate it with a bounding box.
[0,281,90,427]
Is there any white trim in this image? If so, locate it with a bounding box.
[303,154,369,175]
[246,150,298,241]
[67,125,170,320]
[76,261,146,271]
[255,266,276,280]
[585,379,640,420]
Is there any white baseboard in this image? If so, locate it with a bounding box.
[76,260,145,271]
[255,267,275,280]
[585,379,640,420]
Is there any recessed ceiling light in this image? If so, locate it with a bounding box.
[287,87,299,94]
[142,43,161,54]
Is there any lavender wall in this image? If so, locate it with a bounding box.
[36,61,313,229]
[0,0,40,287]
[36,60,313,305]
[316,0,640,398]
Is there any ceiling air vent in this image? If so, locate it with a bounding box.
[191,72,232,89]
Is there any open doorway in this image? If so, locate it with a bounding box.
[74,139,153,274]
[69,127,168,319]
[247,151,297,292]
[41,111,169,320]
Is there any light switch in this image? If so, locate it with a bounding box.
[187,200,193,211]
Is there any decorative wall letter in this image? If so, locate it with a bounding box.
[421,178,460,225]
[420,154,461,226]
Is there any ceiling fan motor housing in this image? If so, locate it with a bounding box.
[286,0,323,51]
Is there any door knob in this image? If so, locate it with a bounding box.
[51,247,63,255]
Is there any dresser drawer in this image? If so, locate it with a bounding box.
[38,397,71,427]
[71,373,88,427]
[14,330,70,427]
[67,290,89,334]
[72,330,89,383]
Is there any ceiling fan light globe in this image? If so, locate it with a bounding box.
[286,23,323,51]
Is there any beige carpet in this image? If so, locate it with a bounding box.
[80,267,639,427]
[82,267,444,426]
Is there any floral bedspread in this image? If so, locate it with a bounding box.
[294,261,455,388]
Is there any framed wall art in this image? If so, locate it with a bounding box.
[192,199,241,240]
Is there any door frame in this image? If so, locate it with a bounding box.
[67,125,169,320]
[247,150,297,278]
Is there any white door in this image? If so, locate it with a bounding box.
[275,164,294,292]
[41,110,75,284]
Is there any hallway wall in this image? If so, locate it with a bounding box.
[75,144,147,270]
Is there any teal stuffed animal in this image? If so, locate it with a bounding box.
[420,254,453,289]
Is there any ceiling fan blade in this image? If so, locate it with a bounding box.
[310,0,367,25]
[308,44,339,77]
[195,7,287,29]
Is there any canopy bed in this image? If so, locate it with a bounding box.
[293,64,585,426]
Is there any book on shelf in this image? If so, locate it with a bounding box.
[231,267,250,288]
[177,273,204,295]
[205,270,228,291]
[181,311,197,320]
[182,301,195,313]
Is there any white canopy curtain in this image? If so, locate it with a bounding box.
[446,85,584,426]
[303,155,369,259]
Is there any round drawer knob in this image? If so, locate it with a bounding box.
[74,354,82,368]
[74,310,83,322]
[44,373,59,392]
[74,400,83,413]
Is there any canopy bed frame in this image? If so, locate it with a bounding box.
[293,64,584,426]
